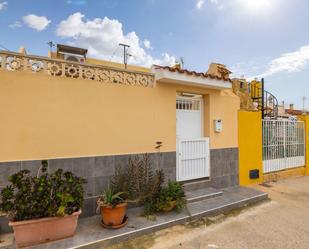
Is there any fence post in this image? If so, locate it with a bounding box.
[238,110,263,185]
[299,115,309,175]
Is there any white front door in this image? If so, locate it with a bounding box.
[176,97,203,139]
[176,96,210,181]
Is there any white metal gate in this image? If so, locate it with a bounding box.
[177,138,210,181]
[263,119,305,173]
[176,96,210,181]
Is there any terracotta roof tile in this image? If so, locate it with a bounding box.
[154,65,232,82]
[285,109,309,115]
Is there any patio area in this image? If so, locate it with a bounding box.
[0,186,267,249]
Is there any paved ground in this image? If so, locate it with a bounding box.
[106,176,309,249]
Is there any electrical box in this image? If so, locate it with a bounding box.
[249,169,260,179]
[214,119,222,133]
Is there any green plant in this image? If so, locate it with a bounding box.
[97,186,126,208]
[0,161,86,222]
[144,181,186,215]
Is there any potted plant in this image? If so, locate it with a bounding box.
[0,160,86,248]
[97,186,128,229]
[144,181,186,215]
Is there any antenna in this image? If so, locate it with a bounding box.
[180,57,184,69]
[47,41,55,52]
[119,43,130,69]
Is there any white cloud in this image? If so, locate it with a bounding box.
[196,0,204,9]
[261,46,309,77]
[0,1,7,11]
[9,21,22,29]
[56,13,176,67]
[22,14,51,31]
[143,39,152,49]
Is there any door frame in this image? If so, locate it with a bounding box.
[176,94,208,181]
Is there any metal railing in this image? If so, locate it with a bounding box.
[0,50,155,87]
[250,79,278,119]
[263,119,305,173]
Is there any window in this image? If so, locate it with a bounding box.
[176,98,200,110]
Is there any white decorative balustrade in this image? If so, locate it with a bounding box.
[0,50,155,87]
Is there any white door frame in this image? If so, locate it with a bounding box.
[176,95,210,181]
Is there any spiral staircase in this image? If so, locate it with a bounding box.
[249,78,278,119]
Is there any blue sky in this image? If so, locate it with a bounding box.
[0,0,309,109]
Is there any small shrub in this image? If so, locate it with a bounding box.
[0,161,86,222]
[144,181,186,215]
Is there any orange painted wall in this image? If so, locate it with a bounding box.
[0,70,239,162]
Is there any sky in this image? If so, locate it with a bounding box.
[0,0,309,109]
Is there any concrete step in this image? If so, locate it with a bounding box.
[187,187,268,220]
[185,187,222,203]
[183,179,211,191]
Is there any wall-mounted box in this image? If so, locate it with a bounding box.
[249,169,260,179]
[214,119,222,133]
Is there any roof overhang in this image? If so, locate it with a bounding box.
[152,67,232,90]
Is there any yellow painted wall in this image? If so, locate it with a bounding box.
[0,70,239,162]
[238,110,263,185]
[238,113,309,185]
[298,115,309,175]
[263,166,306,182]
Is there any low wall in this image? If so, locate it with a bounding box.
[0,152,176,220]
[0,147,238,220]
[263,166,306,183]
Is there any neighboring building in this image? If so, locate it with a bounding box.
[285,103,309,116]
[277,102,308,119]
[0,45,240,217]
[232,77,256,111]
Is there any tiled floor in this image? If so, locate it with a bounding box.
[185,187,222,203]
[0,186,267,249]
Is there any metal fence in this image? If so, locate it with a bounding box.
[263,119,305,173]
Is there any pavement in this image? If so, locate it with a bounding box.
[106,176,309,249]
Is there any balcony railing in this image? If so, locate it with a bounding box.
[0,50,155,87]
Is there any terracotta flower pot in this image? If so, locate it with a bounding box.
[162,200,176,212]
[101,202,127,227]
[9,210,81,248]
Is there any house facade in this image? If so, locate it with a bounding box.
[0,45,240,217]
